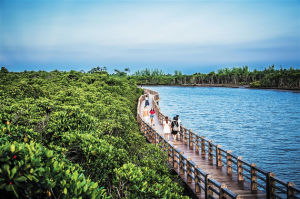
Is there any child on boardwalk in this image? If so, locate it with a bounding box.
[163,116,171,140]
[149,108,155,126]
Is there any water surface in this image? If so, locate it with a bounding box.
[145,86,300,187]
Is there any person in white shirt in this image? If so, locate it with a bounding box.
[143,106,150,123]
[163,116,171,140]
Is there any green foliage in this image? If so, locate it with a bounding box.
[249,80,262,88]
[114,163,188,199]
[0,141,107,199]
[0,70,186,198]
[131,66,300,89]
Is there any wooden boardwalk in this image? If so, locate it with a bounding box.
[137,89,300,199]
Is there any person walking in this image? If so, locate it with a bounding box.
[143,106,150,123]
[149,108,155,126]
[163,116,171,140]
[171,116,180,142]
[145,95,150,107]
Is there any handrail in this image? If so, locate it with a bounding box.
[140,88,300,199]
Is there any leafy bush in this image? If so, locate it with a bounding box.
[0,141,107,198]
[0,69,187,198]
[114,163,188,199]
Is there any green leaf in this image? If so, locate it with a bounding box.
[11,185,19,198]
[3,164,10,178]
[63,187,67,194]
[11,166,17,179]
[10,144,15,153]
[91,182,98,189]
[15,176,27,182]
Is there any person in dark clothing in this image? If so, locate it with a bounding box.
[145,95,150,107]
[171,116,179,142]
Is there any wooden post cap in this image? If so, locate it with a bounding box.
[180,151,184,154]
[220,184,227,189]
[217,145,221,148]
[227,150,232,154]
[287,182,294,187]
[251,163,256,167]
[201,136,205,139]
[238,156,242,160]
[269,172,275,177]
[209,140,212,143]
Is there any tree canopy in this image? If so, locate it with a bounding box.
[130,66,300,89]
[0,70,188,198]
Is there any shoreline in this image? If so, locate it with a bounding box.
[140,84,300,92]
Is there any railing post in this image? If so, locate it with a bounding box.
[216,145,222,167]
[219,184,227,199]
[266,172,276,199]
[179,127,183,141]
[250,163,257,191]
[148,126,151,140]
[195,135,200,153]
[227,150,232,175]
[179,152,184,175]
[159,135,162,145]
[145,123,148,136]
[266,172,275,199]
[201,136,206,156]
[146,125,149,139]
[184,128,188,144]
[189,130,193,149]
[168,144,172,163]
[152,129,155,144]
[287,182,295,199]
[173,149,178,169]
[237,156,244,181]
[187,158,192,183]
[154,131,157,145]
[195,165,201,193]
[205,174,212,199]
[208,140,213,162]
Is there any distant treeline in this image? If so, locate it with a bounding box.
[131,66,300,89]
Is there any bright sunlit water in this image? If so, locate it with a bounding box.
[145,86,300,187]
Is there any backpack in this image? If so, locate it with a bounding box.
[171,120,179,131]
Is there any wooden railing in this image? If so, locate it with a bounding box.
[140,88,300,199]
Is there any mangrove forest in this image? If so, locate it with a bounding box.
[0,69,189,198]
[132,66,300,89]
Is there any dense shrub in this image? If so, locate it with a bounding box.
[0,70,187,198]
[114,163,185,199]
[0,141,107,198]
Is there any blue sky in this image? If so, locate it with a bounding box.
[0,0,300,74]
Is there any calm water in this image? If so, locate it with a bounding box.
[145,86,300,187]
